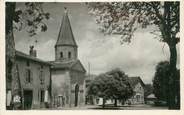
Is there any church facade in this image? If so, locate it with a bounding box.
[50,9,86,108]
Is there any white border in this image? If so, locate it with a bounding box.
[0,0,183,115]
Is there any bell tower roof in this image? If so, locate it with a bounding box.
[55,8,77,47]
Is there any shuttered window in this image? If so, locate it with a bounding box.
[68,52,71,58]
[60,52,63,58]
[25,69,32,83]
[39,70,44,84]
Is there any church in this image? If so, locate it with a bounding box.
[6,8,86,109]
[49,9,86,108]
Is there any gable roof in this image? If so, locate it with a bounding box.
[15,50,52,65]
[50,59,86,73]
[71,60,86,73]
[128,77,145,88]
[55,10,77,47]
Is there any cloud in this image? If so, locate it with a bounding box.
[79,28,180,84]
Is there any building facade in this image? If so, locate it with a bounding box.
[50,9,86,108]
[6,47,52,110]
[127,77,145,104]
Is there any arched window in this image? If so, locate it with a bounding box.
[60,52,63,58]
[68,52,71,58]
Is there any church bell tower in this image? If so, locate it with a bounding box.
[55,8,78,62]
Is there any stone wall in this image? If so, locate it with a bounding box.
[70,70,85,106]
[51,69,71,106]
[55,46,77,61]
[51,68,86,107]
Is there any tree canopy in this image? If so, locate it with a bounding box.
[88,69,133,107]
[6,2,50,37]
[87,2,179,44]
[153,61,170,102]
[153,61,180,104]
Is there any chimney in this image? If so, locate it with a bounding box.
[29,45,37,57]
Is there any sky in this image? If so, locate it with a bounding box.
[14,3,180,84]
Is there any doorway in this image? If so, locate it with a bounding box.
[23,90,33,110]
[74,84,79,107]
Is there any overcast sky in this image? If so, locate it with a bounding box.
[14,3,180,84]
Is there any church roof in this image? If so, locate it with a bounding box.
[50,59,86,73]
[55,9,77,47]
[128,77,145,88]
[50,60,75,69]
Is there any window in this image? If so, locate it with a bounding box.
[28,70,31,82]
[136,95,140,102]
[26,69,31,83]
[68,52,71,58]
[40,70,44,84]
[60,52,63,58]
[26,61,30,66]
[40,90,44,103]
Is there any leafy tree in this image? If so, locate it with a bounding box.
[6,2,49,109]
[153,61,170,102]
[87,2,180,109]
[153,61,180,107]
[88,69,133,108]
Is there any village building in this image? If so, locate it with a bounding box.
[50,9,86,108]
[6,46,52,110]
[126,77,145,104]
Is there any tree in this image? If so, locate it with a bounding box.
[88,69,133,108]
[153,61,170,102]
[153,61,180,107]
[6,2,49,109]
[87,2,180,109]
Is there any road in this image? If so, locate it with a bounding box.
[52,104,168,110]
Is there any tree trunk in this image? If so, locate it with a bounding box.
[6,2,23,110]
[6,3,16,66]
[168,43,178,109]
[102,98,105,108]
[114,99,117,107]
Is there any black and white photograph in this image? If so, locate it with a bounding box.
[4,1,181,110]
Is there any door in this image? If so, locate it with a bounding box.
[23,90,33,110]
[74,84,79,107]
